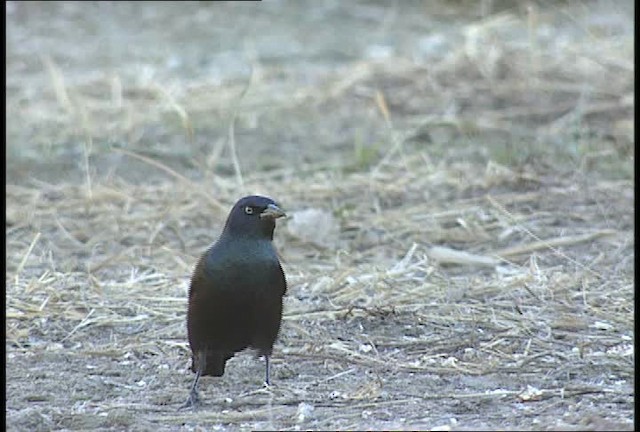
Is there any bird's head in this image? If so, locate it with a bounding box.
[222,195,286,240]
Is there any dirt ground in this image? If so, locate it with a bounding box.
[6,1,634,431]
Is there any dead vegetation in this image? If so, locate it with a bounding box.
[6,1,634,431]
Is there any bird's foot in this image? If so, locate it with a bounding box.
[178,391,201,410]
[262,380,277,395]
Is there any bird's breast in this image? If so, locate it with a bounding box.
[203,239,283,295]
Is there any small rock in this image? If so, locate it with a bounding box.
[286,208,339,248]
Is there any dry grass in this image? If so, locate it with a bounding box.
[6,1,634,431]
[6,150,633,429]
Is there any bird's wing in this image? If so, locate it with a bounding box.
[277,262,287,297]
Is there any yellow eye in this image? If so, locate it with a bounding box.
[244,206,254,215]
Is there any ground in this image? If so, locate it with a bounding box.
[6,1,634,431]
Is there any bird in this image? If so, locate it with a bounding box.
[182,195,287,409]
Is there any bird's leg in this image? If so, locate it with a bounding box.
[188,368,202,404]
[179,370,201,410]
[263,354,271,387]
[180,350,205,410]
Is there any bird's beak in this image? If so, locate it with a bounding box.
[260,203,286,220]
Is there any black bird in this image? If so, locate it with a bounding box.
[183,195,287,408]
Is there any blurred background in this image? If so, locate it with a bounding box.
[7,0,633,185]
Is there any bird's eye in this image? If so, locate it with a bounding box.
[244,206,254,215]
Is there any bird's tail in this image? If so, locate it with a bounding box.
[191,349,234,376]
